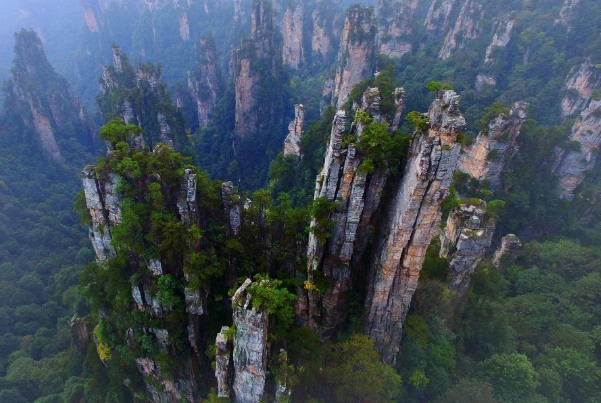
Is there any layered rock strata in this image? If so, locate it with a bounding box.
[492,234,522,270]
[326,5,377,109]
[555,99,601,199]
[440,202,495,293]
[187,37,225,128]
[457,101,529,191]
[364,90,465,364]
[283,104,305,157]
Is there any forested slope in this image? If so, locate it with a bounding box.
[1,0,601,402]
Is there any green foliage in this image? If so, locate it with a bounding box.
[436,380,498,403]
[156,275,182,310]
[247,274,297,334]
[356,122,411,174]
[405,111,429,134]
[308,197,338,243]
[324,335,402,403]
[478,353,539,401]
[98,119,144,146]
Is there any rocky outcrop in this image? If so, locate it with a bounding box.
[556,0,580,32]
[364,90,465,364]
[311,0,343,62]
[475,73,497,92]
[215,326,233,398]
[375,0,419,59]
[560,61,601,118]
[457,101,529,191]
[485,18,514,64]
[233,0,283,137]
[81,169,121,261]
[327,5,377,109]
[301,86,402,334]
[283,104,305,157]
[99,46,185,149]
[439,0,483,59]
[222,181,242,237]
[391,87,407,131]
[440,202,495,293]
[555,99,601,199]
[231,279,269,403]
[275,0,305,69]
[492,234,522,270]
[3,30,93,163]
[70,315,92,355]
[424,0,457,39]
[135,357,197,402]
[187,37,225,128]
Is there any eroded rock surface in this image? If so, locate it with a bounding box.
[493,234,522,270]
[560,60,601,118]
[440,202,495,293]
[555,99,601,199]
[327,5,376,109]
[439,0,483,59]
[284,104,305,157]
[364,90,465,364]
[187,37,225,128]
[458,101,529,191]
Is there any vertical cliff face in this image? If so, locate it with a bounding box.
[3,30,93,164]
[274,0,305,69]
[99,46,187,149]
[326,5,377,109]
[493,234,522,270]
[560,61,601,118]
[215,279,270,403]
[283,104,305,157]
[424,0,457,39]
[440,202,495,293]
[187,36,225,128]
[457,101,529,191]
[364,90,465,364]
[555,99,601,199]
[81,169,120,261]
[300,86,403,334]
[80,135,222,403]
[311,0,343,63]
[484,18,514,64]
[375,0,419,59]
[233,0,284,137]
[439,0,483,59]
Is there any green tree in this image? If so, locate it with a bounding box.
[325,334,401,403]
[478,353,539,401]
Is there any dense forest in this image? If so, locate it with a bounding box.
[1,0,601,402]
